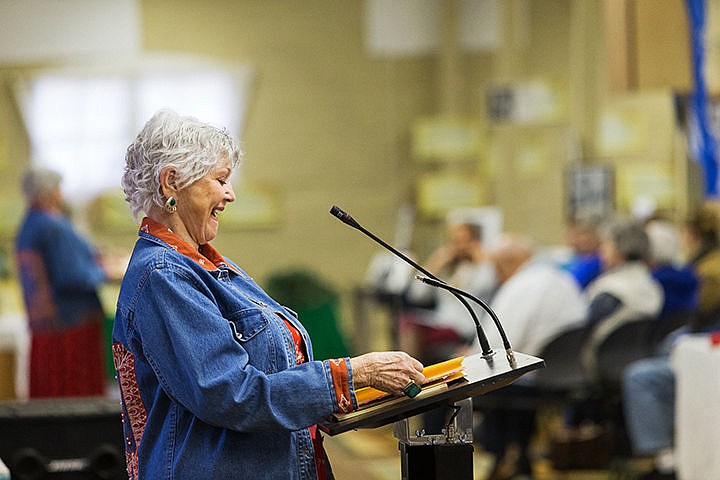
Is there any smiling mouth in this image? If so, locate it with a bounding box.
[211,208,223,220]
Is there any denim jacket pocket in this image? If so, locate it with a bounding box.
[227,308,269,342]
[226,308,280,372]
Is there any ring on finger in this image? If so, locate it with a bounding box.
[402,380,421,398]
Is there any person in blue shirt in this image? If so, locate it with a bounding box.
[15,166,109,398]
[561,216,603,289]
[644,217,699,319]
[112,109,426,480]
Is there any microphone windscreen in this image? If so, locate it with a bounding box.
[329,205,345,219]
[329,205,360,228]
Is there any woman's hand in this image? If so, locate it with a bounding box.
[350,351,425,395]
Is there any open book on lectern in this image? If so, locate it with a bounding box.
[319,349,544,436]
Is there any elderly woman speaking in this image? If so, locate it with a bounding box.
[112,109,425,479]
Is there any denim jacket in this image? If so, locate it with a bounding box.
[112,229,357,479]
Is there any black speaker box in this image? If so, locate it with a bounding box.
[0,398,126,480]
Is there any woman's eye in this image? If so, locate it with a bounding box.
[218,179,227,186]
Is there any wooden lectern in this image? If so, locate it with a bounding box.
[320,349,544,480]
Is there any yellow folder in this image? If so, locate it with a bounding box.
[354,356,466,406]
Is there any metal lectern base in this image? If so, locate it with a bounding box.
[398,442,474,480]
[394,398,474,480]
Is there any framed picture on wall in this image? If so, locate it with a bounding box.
[565,164,614,221]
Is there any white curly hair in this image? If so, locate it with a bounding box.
[122,109,243,221]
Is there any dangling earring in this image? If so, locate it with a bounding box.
[164,196,177,213]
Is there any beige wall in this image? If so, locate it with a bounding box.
[139,0,459,287]
[0,1,698,327]
[634,0,692,92]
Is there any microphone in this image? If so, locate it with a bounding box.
[329,204,494,357]
[415,275,515,367]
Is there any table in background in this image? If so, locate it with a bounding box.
[0,313,28,400]
[672,334,720,480]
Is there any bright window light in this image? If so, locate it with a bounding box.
[15,58,253,205]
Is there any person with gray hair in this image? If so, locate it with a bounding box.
[21,166,62,204]
[576,217,665,385]
[585,217,664,329]
[112,109,426,479]
[15,166,109,398]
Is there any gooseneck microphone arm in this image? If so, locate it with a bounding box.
[415,274,516,366]
[329,205,494,357]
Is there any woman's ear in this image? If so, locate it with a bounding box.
[159,166,178,197]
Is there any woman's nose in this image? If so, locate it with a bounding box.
[225,183,236,202]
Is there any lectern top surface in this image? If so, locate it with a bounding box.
[319,349,544,436]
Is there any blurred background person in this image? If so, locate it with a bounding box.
[644,217,699,320]
[560,215,604,289]
[400,221,496,364]
[681,202,720,328]
[474,233,588,480]
[584,217,663,339]
[486,234,589,357]
[15,166,111,398]
[561,218,663,441]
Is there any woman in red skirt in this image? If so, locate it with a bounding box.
[15,167,109,398]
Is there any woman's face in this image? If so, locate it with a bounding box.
[173,157,235,249]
